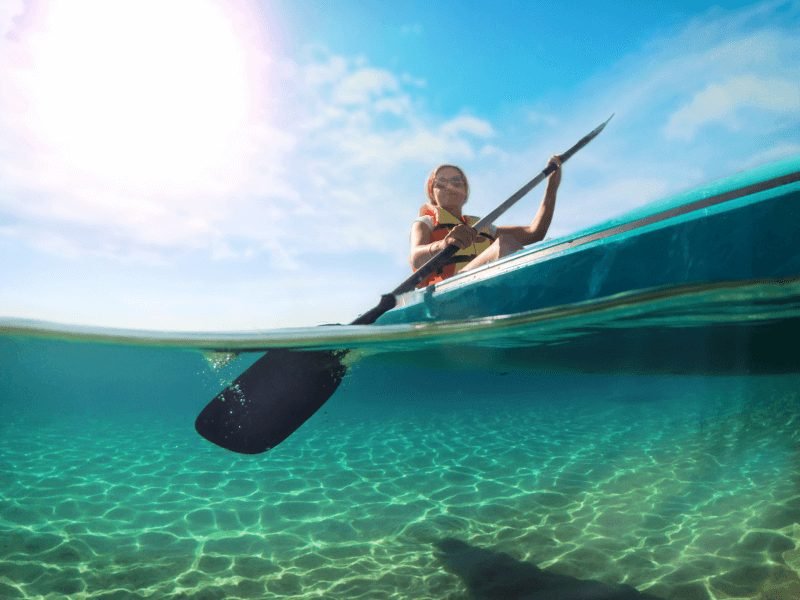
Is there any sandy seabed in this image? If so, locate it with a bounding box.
[1,376,799,600]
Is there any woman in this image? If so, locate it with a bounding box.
[409,156,562,287]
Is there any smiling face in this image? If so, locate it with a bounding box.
[431,166,469,214]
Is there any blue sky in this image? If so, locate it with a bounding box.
[1,0,798,330]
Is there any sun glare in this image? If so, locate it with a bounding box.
[26,0,258,192]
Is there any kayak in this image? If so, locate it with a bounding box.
[377,156,800,325]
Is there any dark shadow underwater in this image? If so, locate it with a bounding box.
[434,538,661,600]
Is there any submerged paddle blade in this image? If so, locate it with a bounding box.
[195,349,348,454]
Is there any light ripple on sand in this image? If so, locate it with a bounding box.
[0,375,799,599]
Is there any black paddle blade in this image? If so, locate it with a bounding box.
[195,349,348,454]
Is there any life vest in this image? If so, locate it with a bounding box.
[415,204,496,287]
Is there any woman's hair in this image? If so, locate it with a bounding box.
[425,164,469,204]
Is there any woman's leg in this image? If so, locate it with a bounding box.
[462,234,523,272]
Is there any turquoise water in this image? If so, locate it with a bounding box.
[2,279,799,599]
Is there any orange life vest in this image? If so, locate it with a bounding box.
[415,204,496,287]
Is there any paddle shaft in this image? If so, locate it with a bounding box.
[353,115,613,325]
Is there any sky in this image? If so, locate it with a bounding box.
[0,0,798,331]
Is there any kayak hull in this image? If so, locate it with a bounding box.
[377,157,800,325]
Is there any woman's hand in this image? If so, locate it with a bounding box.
[548,155,562,187]
[443,223,477,249]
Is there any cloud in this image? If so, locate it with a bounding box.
[332,67,400,105]
[526,110,559,128]
[301,53,348,87]
[440,116,495,138]
[664,74,800,140]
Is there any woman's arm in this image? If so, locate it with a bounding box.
[496,156,562,246]
[409,221,434,270]
[409,221,476,270]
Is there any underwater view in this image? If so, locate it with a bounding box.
[1,279,799,599]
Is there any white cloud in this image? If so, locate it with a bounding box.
[301,54,348,87]
[440,115,495,138]
[332,67,400,105]
[479,145,505,159]
[374,96,412,116]
[400,73,427,88]
[526,110,559,128]
[664,74,800,140]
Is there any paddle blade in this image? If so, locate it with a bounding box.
[195,349,348,454]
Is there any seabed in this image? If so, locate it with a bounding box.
[2,365,798,600]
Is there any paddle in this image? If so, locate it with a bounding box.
[195,115,613,454]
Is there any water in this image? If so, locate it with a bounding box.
[1,279,799,599]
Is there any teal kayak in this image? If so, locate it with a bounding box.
[377,156,800,325]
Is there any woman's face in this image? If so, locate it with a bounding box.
[432,166,468,212]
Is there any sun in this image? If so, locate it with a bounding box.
[24,0,258,191]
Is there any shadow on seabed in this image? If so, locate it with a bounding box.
[434,537,661,600]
